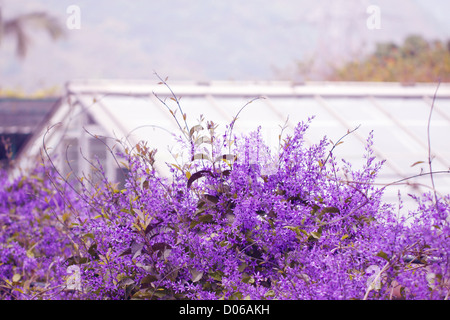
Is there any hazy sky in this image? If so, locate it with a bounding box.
[0,0,449,93]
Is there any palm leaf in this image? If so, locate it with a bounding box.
[1,10,65,58]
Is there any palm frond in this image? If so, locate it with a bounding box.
[1,11,65,58]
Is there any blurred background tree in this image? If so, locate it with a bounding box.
[0,6,65,97]
[0,7,65,59]
[328,35,450,83]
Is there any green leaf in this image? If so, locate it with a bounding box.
[190,214,213,229]
[340,234,349,241]
[194,206,206,217]
[299,228,308,236]
[310,231,322,239]
[310,204,320,215]
[152,287,168,298]
[189,220,200,229]
[283,225,299,234]
[264,290,275,298]
[62,212,70,223]
[83,233,95,240]
[242,273,254,284]
[120,208,132,215]
[321,207,340,215]
[209,270,223,282]
[118,277,135,287]
[238,263,248,273]
[230,291,243,300]
[65,255,88,265]
[376,250,390,261]
[198,214,213,223]
[219,240,229,247]
[283,226,308,238]
[132,290,155,299]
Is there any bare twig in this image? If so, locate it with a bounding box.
[363,260,391,300]
[427,81,441,210]
[226,96,264,154]
[153,72,190,141]
[321,125,361,173]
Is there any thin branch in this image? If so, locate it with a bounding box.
[321,124,361,173]
[153,72,190,140]
[363,260,391,300]
[318,183,370,227]
[427,81,441,210]
[83,128,128,183]
[226,96,264,154]
[41,124,103,216]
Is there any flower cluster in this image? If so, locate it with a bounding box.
[0,112,448,300]
[0,166,81,299]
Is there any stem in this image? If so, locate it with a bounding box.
[226,96,263,154]
[321,124,361,173]
[426,81,441,210]
[318,183,370,227]
[153,72,190,140]
[363,260,390,300]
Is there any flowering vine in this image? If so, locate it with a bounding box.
[1,83,449,300]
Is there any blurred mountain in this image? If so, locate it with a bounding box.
[0,0,449,94]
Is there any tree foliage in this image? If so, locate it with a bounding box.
[0,7,65,59]
[329,35,450,82]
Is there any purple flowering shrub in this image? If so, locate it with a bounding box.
[1,99,449,300]
[0,165,81,299]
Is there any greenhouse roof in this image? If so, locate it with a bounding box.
[17,80,450,209]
